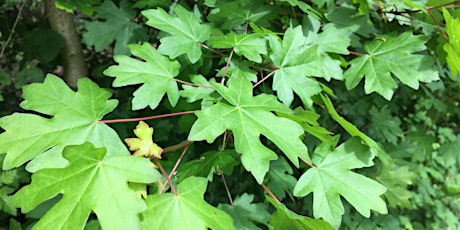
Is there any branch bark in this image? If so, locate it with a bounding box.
[44,0,87,87]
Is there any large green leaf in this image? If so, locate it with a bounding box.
[142,5,211,63]
[82,0,147,55]
[267,197,333,230]
[218,193,270,230]
[443,9,460,78]
[0,74,127,170]
[141,176,234,230]
[9,142,161,229]
[209,32,267,63]
[188,75,309,183]
[293,138,388,228]
[344,32,439,100]
[268,26,322,107]
[104,42,181,110]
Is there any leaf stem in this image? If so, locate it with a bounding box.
[221,49,235,84]
[301,157,316,168]
[222,174,234,206]
[155,158,177,196]
[163,140,193,153]
[174,78,214,89]
[253,69,278,88]
[199,42,226,56]
[261,183,281,204]
[348,50,364,56]
[427,8,449,43]
[159,143,191,194]
[100,111,196,124]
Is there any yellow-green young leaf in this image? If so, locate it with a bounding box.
[142,5,211,63]
[104,42,181,110]
[125,121,163,158]
[141,177,234,230]
[344,32,439,100]
[9,142,161,229]
[0,74,127,171]
[188,75,309,184]
[293,138,388,229]
[443,9,460,78]
[267,197,333,230]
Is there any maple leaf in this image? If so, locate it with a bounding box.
[9,142,161,229]
[180,74,217,106]
[369,106,403,145]
[344,32,439,100]
[104,42,181,110]
[267,197,333,230]
[268,26,323,107]
[443,9,460,78]
[177,149,239,182]
[0,74,127,171]
[55,0,100,15]
[293,138,388,229]
[142,5,211,63]
[377,166,416,208]
[82,0,147,55]
[188,75,309,184]
[265,157,297,200]
[209,31,267,63]
[218,193,270,230]
[141,176,234,230]
[125,121,163,158]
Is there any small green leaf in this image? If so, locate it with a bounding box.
[377,166,416,208]
[188,75,309,183]
[141,177,234,230]
[104,42,181,110]
[9,142,161,229]
[210,32,267,63]
[125,121,163,158]
[142,5,211,63]
[218,193,270,230]
[267,196,333,230]
[293,138,388,229]
[344,32,439,100]
[265,157,297,200]
[55,0,101,15]
[83,0,147,55]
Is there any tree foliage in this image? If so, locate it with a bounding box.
[1,0,460,229]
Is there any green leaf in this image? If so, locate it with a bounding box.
[344,32,439,100]
[83,0,147,55]
[267,196,333,230]
[443,8,460,78]
[141,176,234,230]
[188,75,309,183]
[9,142,161,229]
[218,193,270,230]
[210,32,267,63]
[14,67,44,89]
[180,74,217,104]
[177,149,239,182]
[377,166,416,208]
[124,121,163,158]
[104,42,181,110]
[0,74,127,170]
[293,138,388,229]
[55,0,100,15]
[22,29,64,63]
[268,26,322,107]
[265,157,297,200]
[142,5,211,63]
[369,106,404,145]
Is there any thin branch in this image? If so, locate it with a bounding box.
[0,0,26,60]
[155,158,177,196]
[348,50,364,56]
[163,140,193,153]
[221,49,235,84]
[160,143,191,194]
[222,174,234,206]
[100,111,196,124]
[261,183,281,204]
[428,8,449,43]
[301,157,316,168]
[174,78,214,89]
[253,69,278,88]
[199,43,226,56]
